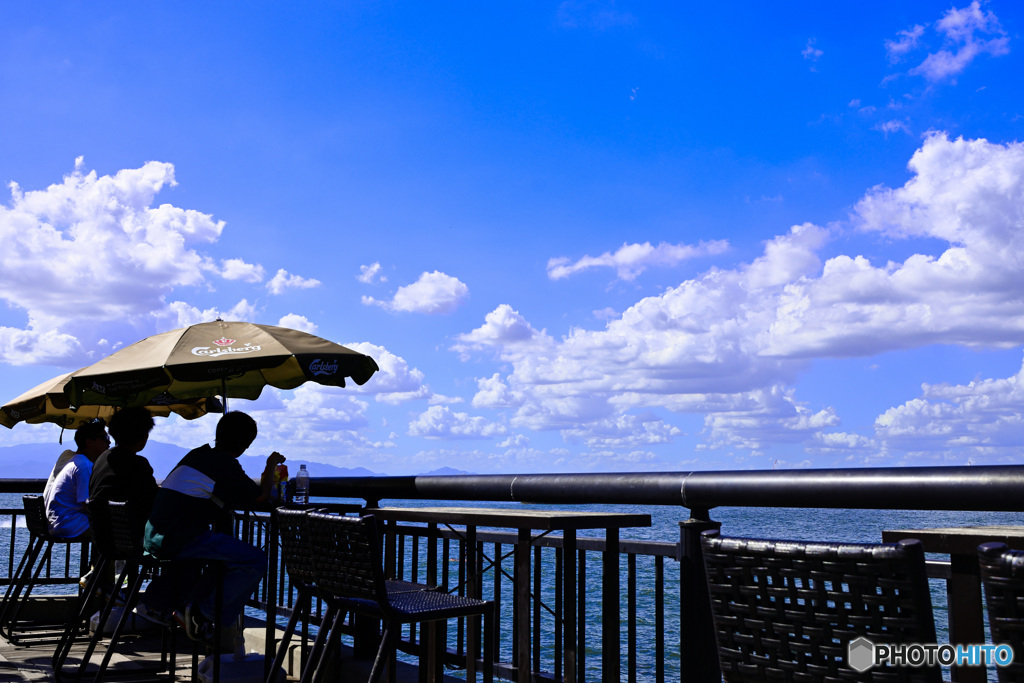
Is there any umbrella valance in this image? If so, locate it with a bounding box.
[63,321,379,409]
[1,371,219,430]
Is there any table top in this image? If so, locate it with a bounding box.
[364,506,652,531]
[882,525,1024,555]
[275,502,364,513]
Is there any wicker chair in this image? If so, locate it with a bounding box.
[978,542,1024,683]
[701,530,941,683]
[302,512,493,683]
[54,499,179,683]
[0,494,90,644]
[270,508,441,683]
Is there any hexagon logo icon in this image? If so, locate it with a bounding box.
[848,637,875,672]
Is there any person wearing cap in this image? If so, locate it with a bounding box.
[43,419,110,538]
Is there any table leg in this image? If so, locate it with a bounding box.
[603,528,620,681]
[516,528,531,683]
[564,529,577,683]
[948,553,985,683]
[266,512,279,679]
[426,523,439,683]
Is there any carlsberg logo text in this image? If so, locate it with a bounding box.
[847,637,1013,671]
[309,359,339,376]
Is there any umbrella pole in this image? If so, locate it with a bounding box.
[221,379,228,412]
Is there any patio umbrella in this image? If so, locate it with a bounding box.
[1,371,221,430]
[63,320,379,410]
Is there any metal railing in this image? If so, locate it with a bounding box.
[310,465,1024,683]
[2,465,1022,682]
[0,506,88,590]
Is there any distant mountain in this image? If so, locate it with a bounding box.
[420,467,473,476]
[0,441,381,481]
[236,456,380,480]
[0,442,475,480]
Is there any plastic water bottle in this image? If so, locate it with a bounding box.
[294,464,310,505]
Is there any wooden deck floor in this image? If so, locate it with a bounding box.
[0,603,456,682]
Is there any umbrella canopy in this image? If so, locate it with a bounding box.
[63,320,379,409]
[1,371,220,430]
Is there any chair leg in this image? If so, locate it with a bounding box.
[74,559,132,683]
[0,536,42,636]
[483,605,494,683]
[300,606,341,683]
[93,560,150,681]
[268,585,311,681]
[53,555,109,676]
[367,624,399,683]
[212,564,223,683]
[0,537,49,640]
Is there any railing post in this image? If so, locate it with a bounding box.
[679,508,720,683]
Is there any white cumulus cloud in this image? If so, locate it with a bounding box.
[344,342,431,404]
[885,25,925,63]
[363,271,469,314]
[905,1,1009,81]
[278,313,317,333]
[357,262,386,284]
[220,258,265,283]
[875,354,1024,462]
[267,269,321,295]
[0,158,241,364]
[408,405,507,439]
[547,240,728,281]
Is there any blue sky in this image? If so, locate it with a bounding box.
[1,1,1023,474]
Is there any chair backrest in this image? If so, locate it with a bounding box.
[85,498,116,559]
[306,512,388,606]
[277,508,317,586]
[106,501,144,558]
[702,531,940,683]
[979,542,1024,683]
[22,495,50,538]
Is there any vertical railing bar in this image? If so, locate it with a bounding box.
[533,543,542,673]
[579,548,586,679]
[442,536,451,590]
[8,512,17,577]
[477,536,484,670]
[629,552,637,683]
[493,541,502,666]
[656,555,665,683]
[412,531,420,584]
[458,529,466,656]
[555,545,563,683]
[397,523,406,581]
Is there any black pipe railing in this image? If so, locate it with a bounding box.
[316,464,1024,512]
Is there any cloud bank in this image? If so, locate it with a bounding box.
[457,133,1024,462]
[0,158,324,365]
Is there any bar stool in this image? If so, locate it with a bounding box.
[267,508,320,680]
[269,508,438,683]
[56,499,179,682]
[304,512,494,683]
[0,494,90,644]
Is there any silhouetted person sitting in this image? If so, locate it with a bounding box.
[144,411,284,643]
